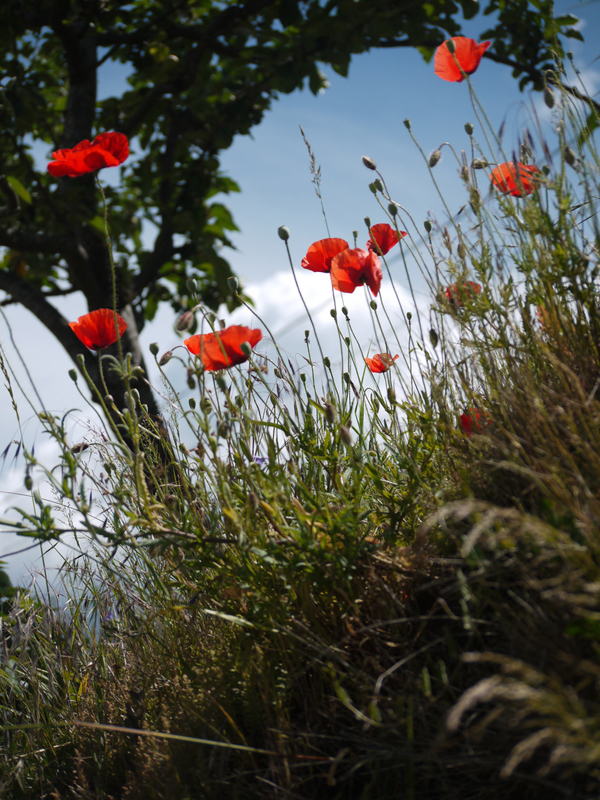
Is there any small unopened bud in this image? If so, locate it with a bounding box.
[387,386,397,404]
[159,350,173,366]
[68,369,78,382]
[323,356,331,369]
[471,158,488,169]
[457,242,467,260]
[364,217,371,228]
[149,342,159,356]
[429,149,442,167]
[76,353,85,367]
[305,329,310,341]
[369,182,378,194]
[186,278,197,294]
[352,230,358,241]
[407,312,412,321]
[189,398,196,409]
[429,328,439,348]
[339,425,352,447]
[300,372,306,383]
[343,372,350,385]
[201,396,213,413]
[278,225,290,241]
[330,308,337,319]
[544,87,554,108]
[424,220,432,233]
[104,394,114,405]
[388,202,398,216]
[362,155,377,170]
[403,118,411,130]
[175,310,195,332]
[542,164,550,175]
[459,165,470,182]
[227,276,239,292]
[465,122,474,136]
[445,39,455,54]
[24,473,32,490]
[564,146,577,166]
[374,178,383,192]
[240,341,252,357]
[341,306,349,318]
[216,376,228,392]
[370,300,377,310]
[324,402,338,425]
[187,375,195,390]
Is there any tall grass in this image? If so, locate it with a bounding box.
[1,67,600,798]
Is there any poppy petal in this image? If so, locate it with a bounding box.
[301,238,349,273]
[490,162,540,197]
[434,38,491,82]
[366,224,406,255]
[69,309,127,350]
[330,248,382,297]
[184,325,262,371]
[48,132,129,177]
[365,353,399,373]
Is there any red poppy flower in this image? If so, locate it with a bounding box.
[366,224,407,256]
[47,132,129,178]
[69,309,127,350]
[330,248,382,296]
[445,281,482,306]
[184,325,262,371]
[434,37,491,82]
[301,238,349,273]
[365,353,399,373]
[490,162,540,197]
[460,408,490,436]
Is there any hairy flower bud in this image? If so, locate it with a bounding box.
[403,118,411,130]
[149,342,159,356]
[424,220,432,233]
[471,158,488,169]
[68,369,78,382]
[339,425,352,447]
[429,149,442,167]
[278,225,290,241]
[324,402,338,425]
[388,202,398,216]
[175,310,195,332]
[564,146,577,166]
[544,87,554,108]
[227,276,239,292]
[464,122,474,136]
[369,182,378,194]
[159,350,173,366]
[370,300,377,310]
[186,278,197,294]
[362,155,377,170]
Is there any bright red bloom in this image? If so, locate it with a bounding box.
[330,248,382,296]
[184,325,262,371]
[434,37,491,82]
[366,224,407,256]
[365,353,399,373]
[69,309,127,350]
[460,408,490,437]
[445,281,482,306]
[48,132,129,177]
[490,162,540,197]
[301,238,349,273]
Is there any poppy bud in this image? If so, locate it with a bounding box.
[374,179,384,192]
[305,329,310,340]
[424,220,432,233]
[278,225,290,241]
[544,87,554,108]
[345,336,350,347]
[387,386,397,404]
[388,202,398,216]
[445,39,455,54]
[457,242,467,260]
[186,278,197,294]
[370,300,377,310]
[471,159,488,169]
[324,402,338,425]
[227,276,238,292]
[159,350,173,366]
[460,165,470,182]
[24,473,32,490]
[369,182,378,194]
[201,396,212,413]
[76,353,85,367]
[175,310,195,332]
[68,369,78,382]
[216,376,228,392]
[149,342,159,356]
[330,308,337,318]
[343,372,350,385]
[240,341,252,357]
[542,165,550,175]
[429,149,442,167]
[104,394,114,405]
[339,425,352,447]
[465,122,474,135]
[403,118,411,130]
[364,217,371,228]
[300,372,306,383]
[564,146,577,166]
[341,306,349,318]
[362,156,377,170]
[189,398,196,409]
[407,312,412,321]
[429,328,439,348]
[187,375,195,390]
[323,357,331,368]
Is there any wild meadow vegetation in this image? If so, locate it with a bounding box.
[2,52,600,799]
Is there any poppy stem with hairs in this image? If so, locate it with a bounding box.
[279,229,331,392]
[96,175,124,366]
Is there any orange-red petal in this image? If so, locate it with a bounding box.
[330,248,382,296]
[434,38,491,82]
[48,132,129,177]
[184,325,262,371]
[490,162,540,197]
[69,308,127,350]
[365,353,399,373]
[301,238,349,273]
[366,224,406,255]
[444,281,482,306]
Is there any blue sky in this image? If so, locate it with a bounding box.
[1,0,599,583]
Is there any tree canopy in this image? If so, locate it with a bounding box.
[0,0,583,417]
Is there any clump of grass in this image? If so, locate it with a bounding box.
[2,64,600,799]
